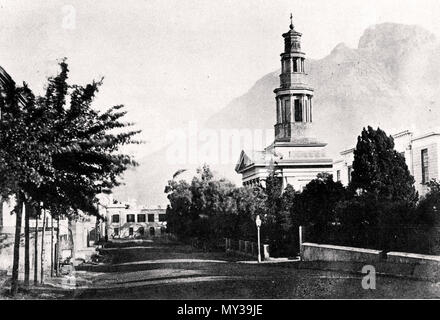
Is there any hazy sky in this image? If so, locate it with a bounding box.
[1,0,440,157]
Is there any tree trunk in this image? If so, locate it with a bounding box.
[56,217,60,276]
[95,216,100,244]
[0,196,3,229]
[68,219,75,262]
[34,209,39,285]
[10,193,24,296]
[24,203,30,287]
[50,215,54,277]
[40,209,47,284]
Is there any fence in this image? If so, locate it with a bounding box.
[224,238,270,260]
[301,224,440,255]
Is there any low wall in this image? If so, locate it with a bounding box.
[0,231,54,280]
[224,238,270,261]
[300,243,440,281]
[387,251,440,264]
[387,251,440,281]
[301,242,382,263]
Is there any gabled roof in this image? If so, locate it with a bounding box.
[0,66,14,89]
[0,65,27,107]
[235,149,269,173]
[235,150,252,173]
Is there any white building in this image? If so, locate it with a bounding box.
[333,129,440,197]
[235,16,333,190]
[100,201,167,239]
[0,198,97,276]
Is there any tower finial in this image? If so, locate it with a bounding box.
[289,13,294,30]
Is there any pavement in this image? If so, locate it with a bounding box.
[3,239,440,299]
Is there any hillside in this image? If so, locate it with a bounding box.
[113,23,440,206]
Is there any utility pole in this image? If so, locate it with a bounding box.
[256,215,262,263]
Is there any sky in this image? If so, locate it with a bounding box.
[1,0,440,158]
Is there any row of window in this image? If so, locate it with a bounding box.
[111,214,166,223]
[278,98,312,123]
[113,226,164,236]
[282,57,305,73]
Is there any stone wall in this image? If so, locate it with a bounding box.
[0,229,55,280]
[301,242,382,263]
[300,242,440,281]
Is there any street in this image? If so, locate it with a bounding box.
[47,239,440,299]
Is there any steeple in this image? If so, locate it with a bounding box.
[274,16,315,143]
[235,15,333,191]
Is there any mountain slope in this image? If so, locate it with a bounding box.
[114,23,440,206]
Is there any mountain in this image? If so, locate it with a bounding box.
[113,23,440,207]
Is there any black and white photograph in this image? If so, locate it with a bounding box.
[1,0,440,305]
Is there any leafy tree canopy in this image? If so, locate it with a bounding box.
[350,126,417,203]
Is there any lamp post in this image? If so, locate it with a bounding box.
[255,215,262,263]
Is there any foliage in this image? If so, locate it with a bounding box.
[333,194,418,250]
[0,59,140,294]
[164,165,298,256]
[416,179,440,226]
[259,170,298,256]
[163,127,439,256]
[0,60,140,218]
[165,165,268,248]
[350,126,418,202]
[293,173,346,227]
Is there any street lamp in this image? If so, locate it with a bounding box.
[255,215,262,263]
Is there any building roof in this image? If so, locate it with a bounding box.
[235,149,272,173]
[338,128,440,157]
[0,65,27,107]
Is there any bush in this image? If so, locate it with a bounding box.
[329,193,440,253]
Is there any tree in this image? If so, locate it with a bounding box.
[294,173,346,226]
[164,165,268,247]
[416,179,440,226]
[350,126,417,202]
[0,60,140,295]
[164,165,297,255]
[232,186,266,242]
[291,173,347,242]
[259,169,285,255]
[165,179,193,239]
[327,127,420,251]
[0,79,47,295]
[29,60,139,279]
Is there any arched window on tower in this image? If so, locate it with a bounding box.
[294,99,302,122]
[293,59,298,72]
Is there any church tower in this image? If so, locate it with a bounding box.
[275,14,315,143]
[235,15,333,191]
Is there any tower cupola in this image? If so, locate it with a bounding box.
[274,14,315,143]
